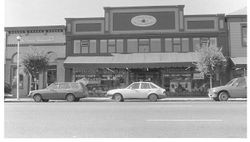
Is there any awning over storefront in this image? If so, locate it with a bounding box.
[231,57,247,68]
[64,52,198,68]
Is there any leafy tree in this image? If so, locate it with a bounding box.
[22,50,49,90]
[194,45,227,88]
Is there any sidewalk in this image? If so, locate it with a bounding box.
[4,97,246,102]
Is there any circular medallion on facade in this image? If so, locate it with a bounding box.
[131,15,157,27]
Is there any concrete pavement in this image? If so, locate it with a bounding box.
[5,101,247,138]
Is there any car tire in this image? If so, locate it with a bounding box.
[113,93,123,102]
[74,98,80,102]
[33,94,43,102]
[218,91,229,101]
[212,97,219,101]
[66,94,75,102]
[42,99,49,102]
[148,94,158,102]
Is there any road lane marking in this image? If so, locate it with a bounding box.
[146,119,223,122]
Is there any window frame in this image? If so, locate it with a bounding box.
[241,24,247,47]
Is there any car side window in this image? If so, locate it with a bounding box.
[150,83,157,89]
[59,83,70,89]
[47,83,58,90]
[237,78,246,87]
[71,83,80,89]
[128,83,140,89]
[141,83,151,89]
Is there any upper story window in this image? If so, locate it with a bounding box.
[138,39,149,53]
[241,24,247,47]
[192,37,217,51]
[100,39,124,53]
[73,40,96,54]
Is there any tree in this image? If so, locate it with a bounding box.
[194,45,227,88]
[22,50,49,90]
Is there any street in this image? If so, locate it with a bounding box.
[4,100,247,138]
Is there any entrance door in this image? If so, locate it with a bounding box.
[47,65,57,86]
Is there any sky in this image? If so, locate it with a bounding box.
[4,0,247,27]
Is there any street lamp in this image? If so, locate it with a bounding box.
[16,35,21,100]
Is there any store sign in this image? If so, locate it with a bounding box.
[131,15,157,27]
[193,73,204,80]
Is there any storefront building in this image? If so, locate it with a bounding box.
[4,25,66,97]
[64,5,229,96]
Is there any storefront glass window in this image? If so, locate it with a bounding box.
[165,38,172,52]
[150,38,161,52]
[73,40,81,53]
[116,39,124,53]
[100,40,107,53]
[182,38,189,52]
[89,40,96,53]
[127,39,138,53]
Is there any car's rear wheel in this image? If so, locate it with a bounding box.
[33,94,42,102]
[113,93,123,102]
[218,91,229,101]
[66,94,75,102]
[148,94,158,102]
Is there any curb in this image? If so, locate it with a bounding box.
[4,97,246,102]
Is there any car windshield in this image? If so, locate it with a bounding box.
[225,78,237,86]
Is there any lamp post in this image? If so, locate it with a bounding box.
[16,35,21,100]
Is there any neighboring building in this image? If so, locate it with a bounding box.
[226,8,247,78]
[64,5,229,96]
[4,25,66,97]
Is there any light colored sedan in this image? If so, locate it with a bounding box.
[208,76,247,101]
[106,82,166,102]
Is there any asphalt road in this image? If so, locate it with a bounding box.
[4,101,247,138]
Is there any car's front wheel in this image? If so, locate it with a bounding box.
[148,94,158,102]
[218,91,229,101]
[33,94,43,102]
[113,93,124,102]
[66,94,75,102]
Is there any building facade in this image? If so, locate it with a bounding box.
[226,14,247,77]
[64,5,229,96]
[4,25,66,97]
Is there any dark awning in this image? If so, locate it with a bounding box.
[64,52,198,69]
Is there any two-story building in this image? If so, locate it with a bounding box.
[4,25,66,97]
[226,8,247,78]
[64,5,229,96]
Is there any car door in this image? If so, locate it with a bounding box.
[139,83,152,98]
[230,77,247,98]
[123,82,141,98]
[56,83,71,99]
[43,83,58,99]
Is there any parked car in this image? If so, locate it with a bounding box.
[106,82,166,102]
[208,76,247,101]
[28,82,88,102]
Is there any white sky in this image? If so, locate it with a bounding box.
[4,0,247,27]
